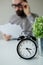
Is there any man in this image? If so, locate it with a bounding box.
[3,0,38,41]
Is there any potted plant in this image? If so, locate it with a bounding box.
[32,16,43,56]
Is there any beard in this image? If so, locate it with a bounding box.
[16,10,26,18]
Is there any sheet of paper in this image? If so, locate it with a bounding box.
[0,23,23,38]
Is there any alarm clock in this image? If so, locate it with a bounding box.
[17,36,37,60]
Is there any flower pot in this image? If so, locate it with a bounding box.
[38,38,43,56]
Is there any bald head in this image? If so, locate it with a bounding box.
[12,0,27,4]
[12,0,28,18]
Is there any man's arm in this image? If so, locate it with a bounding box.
[3,34,12,41]
[22,2,38,23]
[27,13,39,23]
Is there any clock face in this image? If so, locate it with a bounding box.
[17,39,37,59]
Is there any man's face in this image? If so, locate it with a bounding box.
[12,0,26,18]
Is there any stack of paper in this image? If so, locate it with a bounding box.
[0,23,23,38]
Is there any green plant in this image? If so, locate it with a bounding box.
[32,16,43,38]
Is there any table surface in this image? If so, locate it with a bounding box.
[0,40,43,65]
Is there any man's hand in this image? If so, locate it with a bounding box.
[3,34,12,41]
[22,2,31,16]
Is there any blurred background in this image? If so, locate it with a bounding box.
[0,0,43,39]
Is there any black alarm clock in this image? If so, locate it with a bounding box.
[16,35,37,60]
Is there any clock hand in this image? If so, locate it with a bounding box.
[26,48,32,54]
[26,48,32,50]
